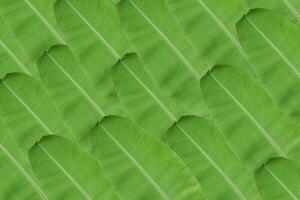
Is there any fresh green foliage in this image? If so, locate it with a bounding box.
[0,0,299,199]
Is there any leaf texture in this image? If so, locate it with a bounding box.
[91,116,206,200]
[118,0,209,115]
[38,45,120,142]
[237,9,300,122]
[112,53,183,137]
[0,0,65,60]
[166,0,252,73]
[0,73,74,153]
[0,18,36,77]
[54,0,131,112]
[255,158,300,200]
[0,121,47,200]
[201,66,300,170]
[246,0,300,24]
[166,116,262,200]
[29,135,119,200]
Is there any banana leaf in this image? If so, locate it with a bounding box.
[118,0,209,115]
[0,73,74,152]
[112,53,184,138]
[165,0,253,74]
[54,0,131,111]
[255,158,300,200]
[0,0,64,60]
[201,66,300,171]
[91,116,206,200]
[0,120,47,200]
[29,135,119,200]
[166,116,262,200]
[0,18,37,77]
[237,9,300,122]
[245,0,300,24]
[38,45,124,143]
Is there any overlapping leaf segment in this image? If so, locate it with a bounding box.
[0,0,300,199]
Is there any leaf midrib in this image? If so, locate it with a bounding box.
[0,144,48,200]
[0,40,31,75]
[128,0,201,79]
[265,166,299,200]
[24,0,65,43]
[2,81,55,135]
[282,0,300,22]
[210,72,287,157]
[177,125,248,200]
[37,143,93,200]
[99,124,170,200]
[245,16,300,77]
[46,54,106,116]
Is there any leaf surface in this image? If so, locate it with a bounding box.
[38,45,119,142]
[0,73,74,153]
[91,116,206,200]
[201,66,300,170]
[54,0,131,112]
[118,0,209,115]
[246,0,300,24]
[166,0,252,73]
[0,121,47,200]
[166,116,262,200]
[29,135,119,200]
[237,9,300,122]
[0,18,36,77]
[112,53,183,137]
[256,158,300,200]
[0,0,64,59]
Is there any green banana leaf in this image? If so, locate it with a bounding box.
[91,116,206,200]
[29,135,119,200]
[0,18,37,77]
[166,116,262,200]
[0,0,64,60]
[118,0,209,115]
[237,9,300,122]
[0,73,74,152]
[0,120,47,200]
[165,0,252,73]
[38,45,123,143]
[201,66,300,171]
[255,158,300,200]
[54,0,131,111]
[246,0,300,24]
[112,53,184,137]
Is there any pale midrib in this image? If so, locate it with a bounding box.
[24,0,65,43]
[283,0,300,22]
[120,62,177,121]
[0,40,31,75]
[99,125,170,200]
[0,144,48,200]
[128,0,201,80]
[196,0,247,59]
[246,17,300,78]
[47,54,106,116]
[210,73,287,157]
[177,125,248,200]
[38,143,92,200]
[64,0,120,59]
[265,166,298,200]
[2,82,55,135]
